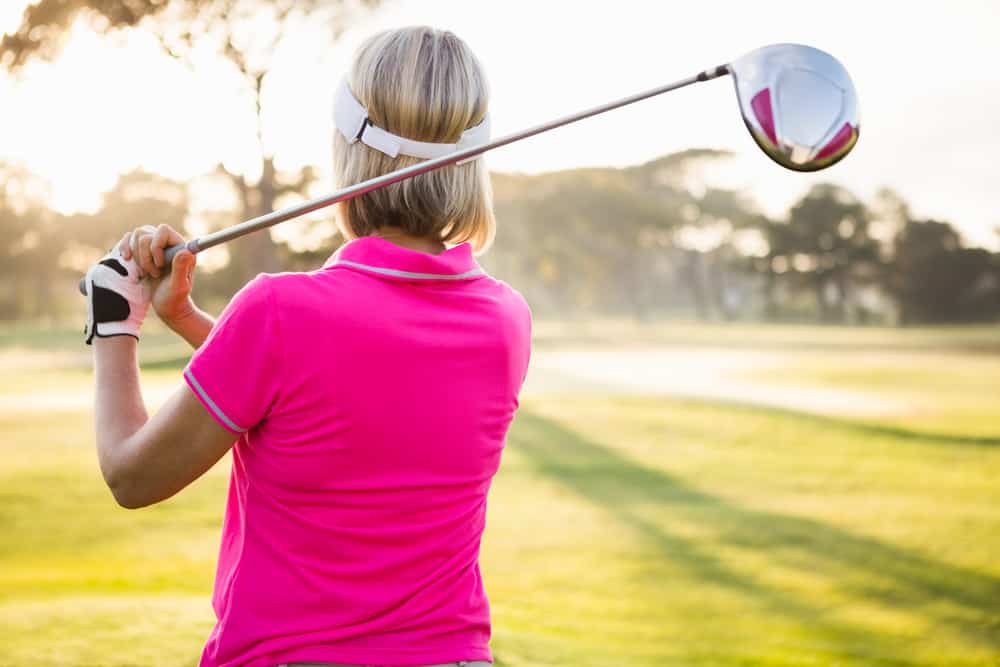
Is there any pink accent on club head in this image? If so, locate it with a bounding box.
[816,122,856,160]
[750,89,777,145]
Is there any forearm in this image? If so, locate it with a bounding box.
[92,335,236,509]
[93,337,148,491]
[86,240,232,509]
[164,303,215,349]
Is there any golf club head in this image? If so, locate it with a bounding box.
[729,43,859,172]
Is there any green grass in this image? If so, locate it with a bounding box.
[739,350,1000,439]
[488,398,999,666]
[1,323,998,666]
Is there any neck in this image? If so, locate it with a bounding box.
[371,230,446,255]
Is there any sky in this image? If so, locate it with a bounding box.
[0,0,998,247]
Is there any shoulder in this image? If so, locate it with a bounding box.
[216,273,277,323]
[490,277,532,321]
[245,269,344,307]
[246,268,376,326]
[482,276,532,344]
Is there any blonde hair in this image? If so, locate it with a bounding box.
[333,26,495,253]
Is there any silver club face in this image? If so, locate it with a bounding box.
[729,43,860,172]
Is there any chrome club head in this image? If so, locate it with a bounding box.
[729,43,860,171]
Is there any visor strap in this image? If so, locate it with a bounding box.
[334,79,491,160]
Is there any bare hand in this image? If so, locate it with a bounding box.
[118,224,198,326]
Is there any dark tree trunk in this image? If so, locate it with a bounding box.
[709,252,735,321]
[225,157,281,285]
[815,278,829,322]
[764,267,778,320]
[689,251,710,321]
[834,270,850,323]
[625,246,649,321]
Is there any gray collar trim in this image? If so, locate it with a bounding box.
[333,259,484,281]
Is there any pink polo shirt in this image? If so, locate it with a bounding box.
[183,236,531,667]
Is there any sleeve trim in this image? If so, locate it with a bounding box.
[184,368,249,434]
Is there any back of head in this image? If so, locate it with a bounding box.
[333,26,495,252]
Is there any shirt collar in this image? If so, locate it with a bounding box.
[325,236,484,282]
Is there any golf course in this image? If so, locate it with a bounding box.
[1,322,998,666]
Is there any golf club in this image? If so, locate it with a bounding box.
[78,42,859,294]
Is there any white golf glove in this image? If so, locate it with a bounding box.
[83,246,151,345]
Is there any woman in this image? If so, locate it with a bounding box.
[83,26,530,667]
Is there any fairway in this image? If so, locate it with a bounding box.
[2,324,998,666]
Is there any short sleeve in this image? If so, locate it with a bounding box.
[517,294,532,389]
[184,274,281,434]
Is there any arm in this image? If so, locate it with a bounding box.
[94,336,237,508]
[85,244,278,508]
[162,302,215,350]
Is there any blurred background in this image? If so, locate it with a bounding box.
[0,1,998,666]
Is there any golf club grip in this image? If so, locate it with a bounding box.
[76,242,189,295]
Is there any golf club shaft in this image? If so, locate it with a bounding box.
[79,64,729,295]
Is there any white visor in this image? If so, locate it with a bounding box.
[333,79,491,160]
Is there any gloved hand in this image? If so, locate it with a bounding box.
[83,246,151,345]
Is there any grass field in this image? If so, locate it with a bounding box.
[1,323,998,666]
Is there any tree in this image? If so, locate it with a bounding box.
[889,219,999,323]
[488,151,737,319]
[755,216,796,320]
[0,163,189,320]
[0,164,55,319]
[784,184,878,322]
[69,170,190,252]
[680,187,762,321]
[2,0,378,285]
[629,150,744,320]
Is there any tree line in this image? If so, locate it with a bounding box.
[488,151,1000,324]
[1,152,997,325]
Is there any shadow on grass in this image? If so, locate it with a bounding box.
[670,396,1000,447]
[510,409,1000,663]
